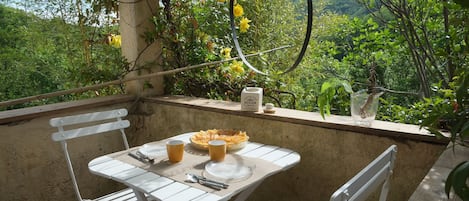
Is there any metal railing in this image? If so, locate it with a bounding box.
[0,46,291,109]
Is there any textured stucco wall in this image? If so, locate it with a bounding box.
[0,97,446,201]
[130,98,446,201]
[0,104,134,201]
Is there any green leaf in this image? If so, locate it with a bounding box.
[425,127,445,139]
[327,87,336,99]
[460,122,469,139]
[340,81,353,93]
[445,164,456,198]
[318,95,326,118]
[446,161,469,200]
[456,73,469,105]
[320,81,333,93]
[420,113,442,127]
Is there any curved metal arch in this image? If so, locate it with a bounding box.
[229,0,313,75]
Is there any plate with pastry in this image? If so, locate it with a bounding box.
[189,129,249,151]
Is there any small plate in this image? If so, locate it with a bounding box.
[204,161,254,182]
[138,144,166,158]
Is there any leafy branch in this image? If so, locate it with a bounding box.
[318,79,353,118]
[420,71,469,200]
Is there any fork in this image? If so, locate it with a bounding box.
[136,150,155,163]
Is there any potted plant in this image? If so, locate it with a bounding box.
[318,62,383,126]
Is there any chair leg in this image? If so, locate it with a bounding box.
[61,141,84,201]
[132,189,148,201]
[378,176,391,201]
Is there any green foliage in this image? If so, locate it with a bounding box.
[1,0,467,197]
[0,2,126,110]
[420,73,469,144]
[323,0,370,17]
[317,79,353,118]
[0,5,63,108]
[454,0,469,8]
[445,161,469,200]
[363,0,469,98]
[154,0,467,123]
[1,0,468,133]
[378,97,424,124]
[157,0,309,103]
[418,71,469,200]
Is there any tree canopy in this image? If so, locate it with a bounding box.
[0,2,125,109]
[1,0,467,126]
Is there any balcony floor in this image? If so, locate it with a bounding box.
[409,143,468,201]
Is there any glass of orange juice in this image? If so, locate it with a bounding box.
[166,140,184,163]
[208,140,226,162]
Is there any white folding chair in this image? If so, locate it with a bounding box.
[330,145,397,201]
[50,108,140,201]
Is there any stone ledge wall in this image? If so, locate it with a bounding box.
[0,96,136,201]
[134,96,447,201]
[0,95,447,201]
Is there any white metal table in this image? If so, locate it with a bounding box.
[88,132,300,201]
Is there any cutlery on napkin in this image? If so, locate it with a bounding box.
[185,173,229,190]
[128,151,154,164]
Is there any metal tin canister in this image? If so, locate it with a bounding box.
[241,87,263,112]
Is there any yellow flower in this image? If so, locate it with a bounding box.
[239,17,251,33]
[109,34,121,48]
[217,0,225,2]
[230,60,245,73]
[220,47,232,59]
[234,4,244,17]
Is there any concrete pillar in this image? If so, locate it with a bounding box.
[119,0,164,96]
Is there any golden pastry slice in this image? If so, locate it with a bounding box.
[190,129,249,150]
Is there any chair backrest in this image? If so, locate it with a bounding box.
[50,108,130,201]
[330,145,397,201]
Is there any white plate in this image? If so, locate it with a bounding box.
[138,144,166,158]
[204,161,254,182]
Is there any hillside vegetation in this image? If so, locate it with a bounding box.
[1,1,467,127]
[0,4,124,109]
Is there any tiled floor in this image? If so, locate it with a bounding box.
[408,144,468,201]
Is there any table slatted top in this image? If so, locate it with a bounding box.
[88,133,300,201]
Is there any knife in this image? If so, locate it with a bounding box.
[128,152,151,164]
[190,174,229,189]
[198,179,223,191]
[136,150,155,163]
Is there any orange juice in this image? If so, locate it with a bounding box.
[166,140,184,163]
[208,140,226,162]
